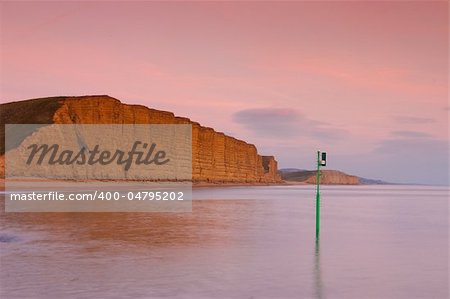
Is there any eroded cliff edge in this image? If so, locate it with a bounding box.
[0,95,281,183]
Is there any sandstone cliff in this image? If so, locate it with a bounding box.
[0,95,281,183]
[280,169,360,185]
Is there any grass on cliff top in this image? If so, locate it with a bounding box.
[0,97,66,154]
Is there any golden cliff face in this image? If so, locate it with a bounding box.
[0,95,281,183]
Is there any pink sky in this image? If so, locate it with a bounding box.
[0,1,448,184]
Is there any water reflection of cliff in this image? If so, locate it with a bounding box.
[0,197,258,249]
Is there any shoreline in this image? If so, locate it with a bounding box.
[192,181,294,188]
[0,178,290,191]
[1,178,427,191]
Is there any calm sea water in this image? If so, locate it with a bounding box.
[0,185,448,298]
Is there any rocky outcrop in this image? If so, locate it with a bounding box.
[304,170,359,185]
[0,95,281,183]
[280,169,360,185]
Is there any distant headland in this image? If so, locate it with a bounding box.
[279,168,390,185]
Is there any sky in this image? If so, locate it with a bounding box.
[0,1,448,185]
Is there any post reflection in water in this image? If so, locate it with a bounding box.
[314,238,324,299]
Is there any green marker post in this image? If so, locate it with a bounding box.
[315,151,321,239]
[315,150,326,239]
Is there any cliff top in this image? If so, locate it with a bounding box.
[0,94,258,154]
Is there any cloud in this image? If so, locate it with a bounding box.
[232,107,346,141]
[394,116,436,124]
[391,131,433,139]
[232,108,298,138]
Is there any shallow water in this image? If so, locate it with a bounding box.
[0,185,448,298]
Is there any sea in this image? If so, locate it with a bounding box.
[0,185,448,298]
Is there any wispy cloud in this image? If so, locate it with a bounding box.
[378,130,444,154]
[391,131,433,139]
[394,116,436,124]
